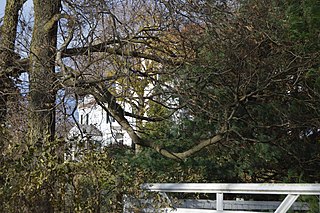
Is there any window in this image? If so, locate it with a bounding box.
[80,115,83,124]
[106,112,110,124]
[86,114,89,125]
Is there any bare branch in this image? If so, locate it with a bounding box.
[63,42,180,65]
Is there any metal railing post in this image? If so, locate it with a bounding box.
[217,192,223,211]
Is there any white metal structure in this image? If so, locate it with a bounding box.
[141,183,320,213]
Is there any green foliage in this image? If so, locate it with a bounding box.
[0,138,144,212]
[138,0,320,184]
[286,0,320,43]
[128,149,205,183]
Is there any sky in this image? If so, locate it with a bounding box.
[0,0,33,18]
[0,0,6,17]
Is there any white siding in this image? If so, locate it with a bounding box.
[78,95,134,147]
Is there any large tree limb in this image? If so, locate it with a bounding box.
[149,134,224,160]
[91,84,225,160]
[13,39,181,75]
[63,42,179,65]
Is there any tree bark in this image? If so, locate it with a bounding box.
[28,0,61,212]
[0,0,25,141]
[0,1,25,208]
[29,0,61,143]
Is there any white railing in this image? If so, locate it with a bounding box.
[140,183,320,213]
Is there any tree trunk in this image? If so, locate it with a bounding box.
[29,0,60,144]
[28,0,61,212]
[0,1,25,209]
[0,0,24,146]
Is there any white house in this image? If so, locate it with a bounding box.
[68,95,135,149]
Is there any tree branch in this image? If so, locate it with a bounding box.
[44,14,72,32]
[63,42,179,65]
[91,83,225,161]
[56,14,75,76]
[123,110,175,122]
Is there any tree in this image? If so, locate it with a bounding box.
[159,0,320,180]
[0,0,25,155]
